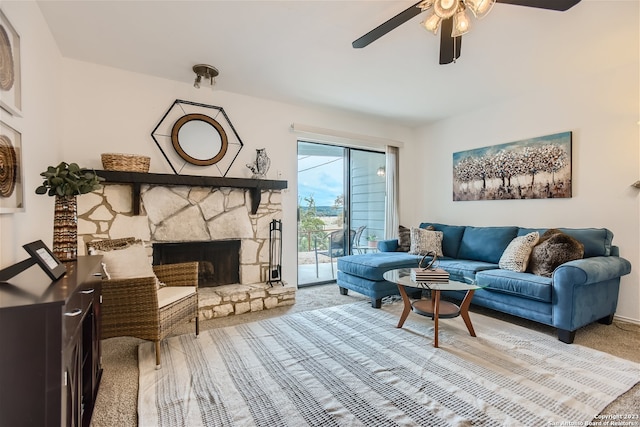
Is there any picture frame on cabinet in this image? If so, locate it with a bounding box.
[0,9,22,117]
[0,119,24,213]
[23,240,67,281]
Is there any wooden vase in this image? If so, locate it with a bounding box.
[53,195,78,261]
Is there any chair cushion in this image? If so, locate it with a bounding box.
[92,242,154,279]
[90,240,162,289]
[157,286,197,308]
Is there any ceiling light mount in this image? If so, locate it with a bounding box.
[193,64,219,89]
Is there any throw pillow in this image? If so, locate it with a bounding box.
[499,232,540,272]
[527,229,585,277]
[409,227,444,257]
[397,225,411,252]
[92,241,159,286]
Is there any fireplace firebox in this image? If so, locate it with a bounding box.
[152,240,241,288]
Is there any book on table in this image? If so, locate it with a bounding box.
[411,267,449,283]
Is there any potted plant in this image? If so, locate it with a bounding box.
[367,234,378,248]
[36,162,104,261]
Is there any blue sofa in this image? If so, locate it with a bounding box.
[336,223,632,343]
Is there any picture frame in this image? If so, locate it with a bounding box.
[23,240,67,281]
[0,119,23,213]
[453,131,572,201]
[0,9,21,117]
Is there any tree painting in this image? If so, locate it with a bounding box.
[453,131,572,201]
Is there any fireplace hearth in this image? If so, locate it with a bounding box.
[152,240,241,288]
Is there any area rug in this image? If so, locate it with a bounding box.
[138,303,639,427]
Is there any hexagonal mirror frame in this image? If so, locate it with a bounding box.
[151,99,244,177]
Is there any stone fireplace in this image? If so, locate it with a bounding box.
[77,180,295,319]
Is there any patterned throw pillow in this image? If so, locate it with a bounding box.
[397,225,411,252]
[499,232,540,272]
[409,227,444,257]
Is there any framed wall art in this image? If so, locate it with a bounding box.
[151,99,244,177]
[453,131,572,201]
[0,9,21,117]
[0,119,23,213]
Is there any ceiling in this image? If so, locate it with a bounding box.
[37,0,638,127]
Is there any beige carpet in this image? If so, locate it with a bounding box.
[91,284,640,427]
[138,303,639,426]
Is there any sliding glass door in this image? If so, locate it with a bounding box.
[297,141,386,286]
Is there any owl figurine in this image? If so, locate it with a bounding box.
[246,148,271,179]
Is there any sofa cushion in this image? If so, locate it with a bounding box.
[527,229,584,277]
[518,227,612,258]
[409,228,444,256]
[338,253,422,281]
[436,259,498,283]
[499,232,540,272]
[419,223,466,258]
[457,226,519,264]
[475,269,553,303]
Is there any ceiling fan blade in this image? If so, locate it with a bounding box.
[352,1,424,48]
[439,18,461,65]
[495,0,581,12]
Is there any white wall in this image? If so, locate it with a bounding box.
[0,2,63,267]
[3,1,638,324]
[401,59,640,322]
[0,2,413,289]
[56,58,413,288]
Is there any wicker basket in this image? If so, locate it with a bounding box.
[101,153,150,172]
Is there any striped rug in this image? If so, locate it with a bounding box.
[138,303,639,426]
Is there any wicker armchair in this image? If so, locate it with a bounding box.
[87,237,199,367]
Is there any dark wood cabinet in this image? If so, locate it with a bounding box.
[0,256,103,427]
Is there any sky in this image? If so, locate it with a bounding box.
[297,155,344,207]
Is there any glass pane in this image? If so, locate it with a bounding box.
[350,150,386,254]
[297,142,346,286]
[297,141,386,286]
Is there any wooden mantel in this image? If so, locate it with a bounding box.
[95,170,288,215]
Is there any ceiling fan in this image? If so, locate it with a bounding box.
[352,0,581,64]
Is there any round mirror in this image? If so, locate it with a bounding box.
[171,113,228,166]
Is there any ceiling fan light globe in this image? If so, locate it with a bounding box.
[421,9,442,34]
[452,9,471,37]
[417,0,434,11]
[464,0,495,18]
[433,0,459,18]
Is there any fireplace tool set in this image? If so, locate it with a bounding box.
[268,219,283,286]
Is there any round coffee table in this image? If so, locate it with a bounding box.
[383,268,483,348]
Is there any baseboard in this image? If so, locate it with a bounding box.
[613,314,640,325]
